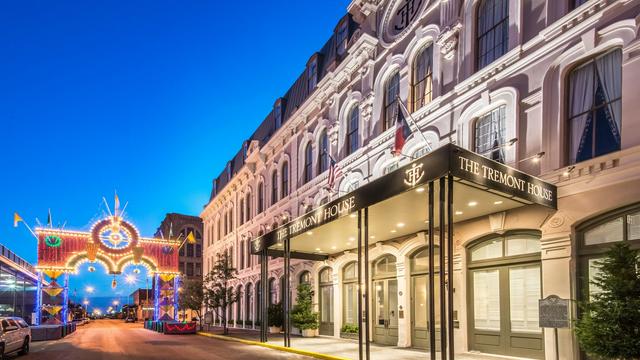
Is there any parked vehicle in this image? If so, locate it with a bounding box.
[0,317,31,359]
[124,317,136,323]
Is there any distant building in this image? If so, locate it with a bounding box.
[0,243,38,324]
[155,213,203,280]
[129,288,154,321]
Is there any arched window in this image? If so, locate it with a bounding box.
[412,45,433,111]
[476,0,509,70]
[246,239,252,268]
[281,162,289,198]
[236,284,243,324]
[271,171,278,205]
[578,204,640,299]
[239,240,245,270]
[229,206,234,232]
[342,262,357,325]
[467,231,542,357]
[373,255,397,278]
[475,105,506,163]
[216,218,221,241]
[245,193,251,221]
[568,48,622,165]
[304,143,313,183]
[299,271,311,285]
[318,131,329,174]
[347,106,359,155]
[384,71,400,130]
[257,182,265,214]
[239,198,245,225]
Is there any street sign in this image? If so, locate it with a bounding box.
[539,295,570,328]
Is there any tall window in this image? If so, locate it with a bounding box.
[239,198,245,225]
[476,0,509,70]
[228,206,234,232]
[239,241,245,270]
[578,204,640,301]
[412,45,433,111]
[271,171,278,205]
[347,106,359,155]
[384,71,400,130]
[342,262,357,325]
[281,162,289,198]
[308,59,318,93]
[216,218,221,241]
[304,143,313,183]
[475,105,506,163]
[245,193,251,222]
[269,278,277,305]
[318,131,329,173]
[257,182,264,213]
[336,21,348,57]
[246,240,252,268]
[568,49,622,165]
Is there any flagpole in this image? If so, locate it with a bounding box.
[397,95,432,151]
[19,220,39,241]
[102,197,113,217]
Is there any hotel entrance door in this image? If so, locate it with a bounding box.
[373,278,398,346]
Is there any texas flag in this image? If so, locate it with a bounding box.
[393,102,412,156]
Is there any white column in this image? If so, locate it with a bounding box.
[396,260,410,347]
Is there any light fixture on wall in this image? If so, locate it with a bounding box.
[519,151,546,163]
[562,165,576,177]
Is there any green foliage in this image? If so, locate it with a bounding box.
[341,323,359,334]
[575,243,640,360]
[291,283,319,330]
[268,302,284,327]
[203,253,239,335]
[178,278,204,327]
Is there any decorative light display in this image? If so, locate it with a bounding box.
[35,208,179,326]
[44,235,62,247]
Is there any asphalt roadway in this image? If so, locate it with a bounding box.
[20,319,310,360]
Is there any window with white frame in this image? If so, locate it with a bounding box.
[476,0,509,70]
[304,143,313,183]
[384,71,400,130]
[474,105,506,163]
[412,45,433,111]
[318,131,329,174]
[568,49,622,165]
[281,162,289,198]
[347,106,359,155]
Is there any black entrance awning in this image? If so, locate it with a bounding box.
[251,144,556,255]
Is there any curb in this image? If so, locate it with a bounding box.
[196,332,350,360]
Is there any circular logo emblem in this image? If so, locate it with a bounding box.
[380,0,429,46]
[91,217,139,255]
[45,235,62,248]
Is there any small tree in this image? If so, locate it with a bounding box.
[203,253,239,335]
[268,302,284,329]
[178,278,204,328]
[575,243,640,360]
[291,283,319,332]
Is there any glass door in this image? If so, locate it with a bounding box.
[373,279,399,346]
[319,284,334,335]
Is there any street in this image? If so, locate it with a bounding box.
[22,320,310,360]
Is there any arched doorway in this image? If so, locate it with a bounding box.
[409,246,440,349]
[372,254,398,346]
[255,280,262,326]
[342,262,357,329]
[467,231,543,358]
[318,267,334,336]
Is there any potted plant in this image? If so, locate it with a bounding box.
[291,283,319,337]
[340,324,359,340]
[268,302,284,333]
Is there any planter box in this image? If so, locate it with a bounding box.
[340,332,359,340]
[268,326,282,334]
[301,328,317,338]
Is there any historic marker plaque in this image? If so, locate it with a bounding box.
[539,295,570,328]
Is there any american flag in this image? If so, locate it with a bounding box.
[327,155,343,190]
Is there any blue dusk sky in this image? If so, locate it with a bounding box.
[0,0,351,306]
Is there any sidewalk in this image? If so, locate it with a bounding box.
[198,326,530,360]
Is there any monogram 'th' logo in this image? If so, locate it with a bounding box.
[404,163,425,187]
[394,0,424,32]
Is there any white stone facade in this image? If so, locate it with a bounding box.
[201,1,640,359]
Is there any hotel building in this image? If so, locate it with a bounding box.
[201,0,640,359]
